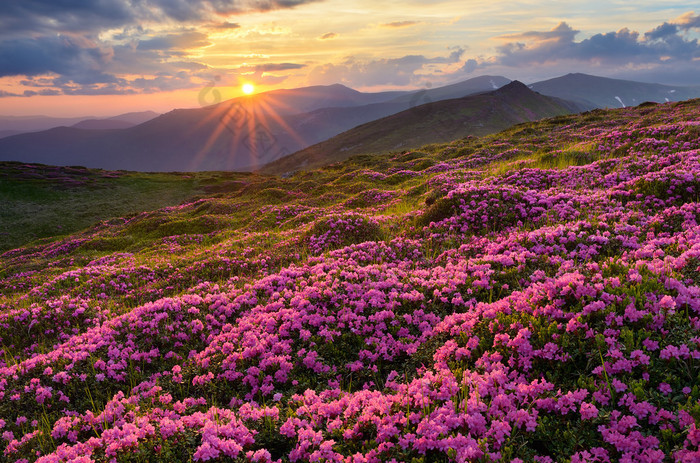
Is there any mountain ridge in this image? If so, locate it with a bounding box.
[0,77,510,171]
[530,72,700,109]
[1,73,699,172]
[260,81,583,175]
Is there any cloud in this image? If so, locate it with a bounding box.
[0,35,113,78]
[446,15,700,85]
[212,21,241,29]
[0,0,325,97]
[318,32,338,40]
[489,20,700,68]
[645,22,678,40]
[308,50,464,87]
[0,0,323,38]
[137,31,211,51]
[499,21,579,43]
[242,63,306,72]
[675,12,700,30]
[461,59,477,73]
[380,21,420,28]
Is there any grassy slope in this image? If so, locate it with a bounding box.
[0,99,699,462]
[0,162,250,251]
[261,81,580,175]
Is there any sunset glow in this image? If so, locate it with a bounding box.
[242,84,255,95]
[0,2,698,116]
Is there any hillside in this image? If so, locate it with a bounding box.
[262,81,582,175]
[71,111,160,130]
[531,73,700,109]
[0,112,161,138]
[0,84,405,171]
[0,115,90,136]
[1,98,699,462]
[0,78,506,172]
[0,163,242,251]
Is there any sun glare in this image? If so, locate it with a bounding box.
[242,83,255,95]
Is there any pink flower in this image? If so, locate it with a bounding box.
[658,383,672,395]
[580,402,599,420]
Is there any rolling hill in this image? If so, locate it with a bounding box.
[1,97,699,462]
[0,84,403,171]
[0,115,92,137]
[0,111,160,138]
[0,77,509,172]
[2,73,697,172]
[70,111,160,130]
[262,81,583,175]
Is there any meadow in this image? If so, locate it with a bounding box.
[0,99,699,462]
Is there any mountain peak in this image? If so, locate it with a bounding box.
[493,80,531,95]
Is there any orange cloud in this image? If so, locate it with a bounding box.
[380,21,420,28]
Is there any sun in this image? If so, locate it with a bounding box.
[242,83,255,95]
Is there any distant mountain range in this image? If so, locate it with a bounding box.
[0,77,509,171]
[70,111,160,130]
[0,73,698,172]
[530,73,700,109]
[261,81,582,175]
[0,111,159,138]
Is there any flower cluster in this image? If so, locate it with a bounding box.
[1,98,700,462]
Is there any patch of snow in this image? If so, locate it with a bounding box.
[665,97,670,102]
[528,85,534,89]
[614,96,626,108]
[490,79,498,89]
[669,89,676,93]
[340,144,363,152]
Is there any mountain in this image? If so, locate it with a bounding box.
[0,130,21,139]
[277,76,512,146]
[261,81,583,175]
[0,78,509,172]
[224,83,407,115]
[0,111,160,138]
[385,75,511,105]
[71,111,160,130]
[0,115,91,137]
[531,73,700,109]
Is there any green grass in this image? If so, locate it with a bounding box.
[0,163,244,252]
[0,99,692,259]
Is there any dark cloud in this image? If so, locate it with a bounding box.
[22,89,61,97]
[0,0,323,38]
[492,20,700,67]
[318,32,337,40]
[461,59,477,73]
[0,35,112,78]
[447,47,465,63]
[0,0,322,96]
[0,1,134,37]
[381,21,420,28]
[645,22,679,40]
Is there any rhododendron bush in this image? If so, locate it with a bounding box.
[1,100,700,462]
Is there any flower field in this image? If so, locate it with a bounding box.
[1,99,700,462]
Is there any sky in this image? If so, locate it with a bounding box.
[0,0,699,117]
